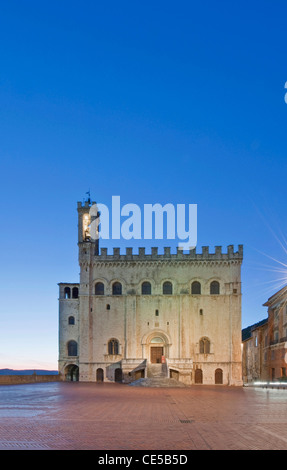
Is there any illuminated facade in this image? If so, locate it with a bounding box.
[58,200,243,386]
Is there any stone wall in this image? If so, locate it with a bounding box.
[0,375,61,385]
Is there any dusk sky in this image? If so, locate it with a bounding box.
[0,1,287,370]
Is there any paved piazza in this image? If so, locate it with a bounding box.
[0,382,286,451]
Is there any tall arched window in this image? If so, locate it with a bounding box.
[112,282,122,295]
[72,287,79,299]
[68,316,75,325]
[67,340,78,356]
[163,281,172,295]
[210,281,220,295]
[108,339,119,355]
[199,337,210,354]
[95,282,105,295]
[191,281,201,295]
[64,287,71,299]
[141,281,151,295]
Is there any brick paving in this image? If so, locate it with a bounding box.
[0,382,287,450]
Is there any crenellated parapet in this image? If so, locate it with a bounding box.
[85,245,244,261]
[76,201,243,263]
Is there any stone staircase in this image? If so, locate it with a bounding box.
[147,363,167,379]
[129,363,186,387]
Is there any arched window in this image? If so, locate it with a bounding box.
[108,339,119,355]
[68,316,75,325]
[199,337,210,354]
[72,287,79,299]
[95,282,105,295]
[163,281,172,295]
[141,281,151,295]
[191,281,201,295]
[67,340,78,356]
[112,282,122,295]
[150,337,164,343]
[64,287,71,299]
[210,281,220,295]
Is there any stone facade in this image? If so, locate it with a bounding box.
[58,200,243,386]
[264,286,287,381]
[242,319,268,383]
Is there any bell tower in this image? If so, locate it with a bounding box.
[76,195,100,381]
[77,195,100,255]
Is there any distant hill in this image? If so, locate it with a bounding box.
[0,369,58,376]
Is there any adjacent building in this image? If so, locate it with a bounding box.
[242,318,268,383]
[242,285,287,383]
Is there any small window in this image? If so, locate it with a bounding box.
[67,340,77,356]
[68,316,75,325]
[112,282,122,295]
[95,282,105,295]
[199,337,210,354]
[163,281,172,295]
[64,287,71,299]
[108,339,119,355]
[191,281,201,295]
[210,281,220,295]
[72,287,79,299]
[141,281,151,295]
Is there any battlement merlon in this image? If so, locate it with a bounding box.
[78,244,243,262]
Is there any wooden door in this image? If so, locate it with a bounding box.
[195,368,203,384]
[151,347,163,363]
[215,368,223,384]
[96,368,104,382]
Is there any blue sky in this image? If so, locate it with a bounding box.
[0,1,287,369]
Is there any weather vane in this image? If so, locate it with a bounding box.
[85,189,91,204]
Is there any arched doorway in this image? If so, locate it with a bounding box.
[142,330,171,363]
[215,368,223,384]
[96,368,104,382]
[65,364,79,382]
[115,368,123,383]
[150,336,165,363]
[195,368,203,384]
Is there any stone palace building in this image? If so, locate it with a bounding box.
[58,200,243,386]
